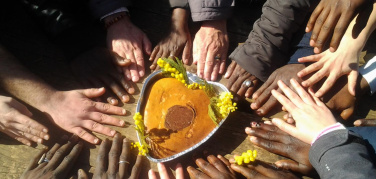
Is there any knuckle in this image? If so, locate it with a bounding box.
[109,151,118,158]
[92,122,99,129]
[102,103,110,112]
[322,24,330,31]
[64,156,72,163]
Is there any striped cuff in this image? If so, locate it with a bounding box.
[311,122,346,146]
[359,55,376,94]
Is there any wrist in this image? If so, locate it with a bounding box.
[201,20,227,31]
[171,8,189,30]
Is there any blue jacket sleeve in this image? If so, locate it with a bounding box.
[90,0,132,19]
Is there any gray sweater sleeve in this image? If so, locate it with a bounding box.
[90,0,132,19]
[188,0,234,22]
[229,0,313,82]
[309,129,376,179]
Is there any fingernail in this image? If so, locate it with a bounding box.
[250,136,257,142]
[111,99,117,104]
[120,120,125,126]
[110,130,116,136]
[98,87,104,91]
[94,138,99,144]
[139,71,145,77]
[354,120,361,126]
[150,65,155,69]
[224,72,229,78]
[38,138,42,143]
[43,128,48,133]
[122,109,126,115]
[78,169,84,175]
[305,27,309,32]
[132,76,139,82]
[245,127,253,134]
[122,95,129,102]
[44,135,49,140]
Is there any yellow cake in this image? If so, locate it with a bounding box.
[143,78,216,158]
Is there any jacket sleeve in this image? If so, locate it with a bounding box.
[309,129,376,179]
[90,0,132,19]
[229,0,314,82]
[170,0,189,8]
[188,0,234,21]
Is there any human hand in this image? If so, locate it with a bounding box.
[106,14,152,82]
[150,8,192,71]
[148,162,184,179]
[21,135,83,179]
[193,20,229,81]
[71,48,135,105]
[354,119,376,126]
[297,41,360,97]
[43,88,126,144]
[187,155,236,179]
[251,64,305,116]
[0,95,49,146]
[306,0,368,53]
[93,133,143,179]
[229,161,299,179]
[246,122,313,175]
[224,61,261,98]
[271,79,337,144]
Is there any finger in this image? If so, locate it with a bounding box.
[271,88,296,114]
[211,61,220,81]
[129,155,143,179]
[175,163,184,179]
[196,46,206,78]
[207,155,230,174]
[252,77,274,99]
[347,70,358,96]
[275,159,305,173]
[143,35,152,55]
[187,166,211,179]
[182,40,192,64]
[157,163,169,179]
[301,67,327,87]
[107,97,119,106]
[46,137,77,169]
[11,126,44,144]
[77,169,89,179]
[230,164,261,179]
[108,133,122,176]
[314,14,338,53]
[314,73,338,97]
[134,45,145,77]
[329,15,353,52]
[89,101,126,116]
[297,53,323,63]
[306,4,323,32]
[72,127,99,144]
[204,52,216,81]
[119,138,131,178]
[10,99,33,117]
[111,53,132,67]
[81,119,116,137]
[271,118,299,140]
[354,119,376,127]
[113,73,135,95]
[100,76,130,103]
[224,61,236,79]
[195,158,220,178]
[89,112,125,127]
[126,52,140,82]
[26,148,47,170]
[297,61,324,80]
[148,169,158,179]
[81,87,106,98]
[340,107,355,120]
[251,80,277,110]
[124,66,132,81]
[311,8,330,45]
[290,79,315,105]
[150,45,160,62]
[95,138,110,174]
[54,142,83,178]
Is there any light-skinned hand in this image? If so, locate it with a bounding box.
[148,162,184,179]
[0,95,49,146]
[271,79,337,144]
[193,20,229,81]
[43,88,126,144]
[106,14,152,82]
[306,0,368,53]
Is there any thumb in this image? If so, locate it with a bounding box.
[347,70,358,96]
[77,169,89,179]
[113,53,132,67]
[80,87,106,98]
[340,106,354,120]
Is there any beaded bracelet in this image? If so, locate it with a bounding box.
[104,13,127,29]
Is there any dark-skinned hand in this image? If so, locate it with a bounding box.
[71,48,135,105]
[224,61,260,98]
[187,155,236,179]
[21,135,83,179]
[354,119,376,126]
[246,122,313,175]
[149,8,192,71]
[251,64,305,116]
[92,133,143,179]
[306,0,368,53]
[229,160,300,179]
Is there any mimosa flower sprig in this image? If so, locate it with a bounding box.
[132,112,149,156]
[208,92,237,125]
[234,150,257,165]
[157,57,188,84]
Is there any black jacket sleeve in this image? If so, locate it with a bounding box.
[309,129,376,179]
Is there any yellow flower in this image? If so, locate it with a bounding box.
[234,149,257,165]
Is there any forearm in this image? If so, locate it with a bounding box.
[171,8,189,30]
[0,45,56,112]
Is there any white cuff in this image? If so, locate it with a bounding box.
[359,55,376,94]
[311,122,346,146]
[100,7,129,21]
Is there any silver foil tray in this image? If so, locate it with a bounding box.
[135,70,230,162]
